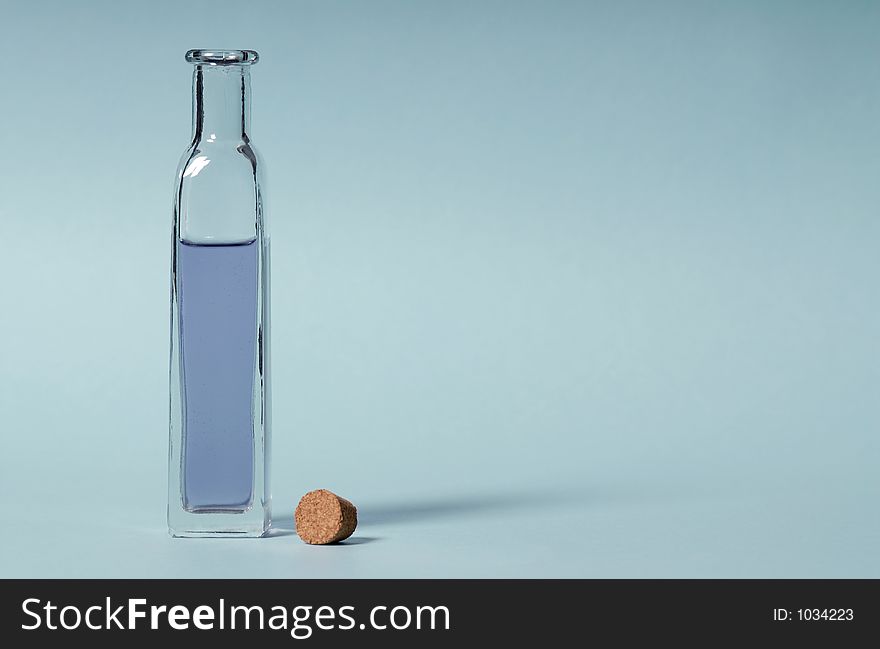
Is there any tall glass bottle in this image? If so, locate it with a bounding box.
[168,49,270,537]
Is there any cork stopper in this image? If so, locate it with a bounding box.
[295,489,358,544]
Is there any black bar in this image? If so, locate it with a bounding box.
[1,580,876,645]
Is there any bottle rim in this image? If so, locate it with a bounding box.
[185,49,259,66]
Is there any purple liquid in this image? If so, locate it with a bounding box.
[177,239,258,511]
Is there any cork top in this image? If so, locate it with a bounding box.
[295,489,358,545]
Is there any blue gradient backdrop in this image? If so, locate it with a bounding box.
[0,0,878,577]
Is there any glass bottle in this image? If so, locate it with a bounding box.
[168,49,271,537]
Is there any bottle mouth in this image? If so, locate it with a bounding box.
[185,49,259,66]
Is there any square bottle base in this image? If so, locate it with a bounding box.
[168,504,271,538]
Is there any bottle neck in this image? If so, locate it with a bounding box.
[192,65,250,143]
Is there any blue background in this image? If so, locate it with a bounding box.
[0,0,878,577]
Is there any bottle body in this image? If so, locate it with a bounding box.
[168,50,270,537]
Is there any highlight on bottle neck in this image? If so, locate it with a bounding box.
[187,49,259,143]
[186,49,259,66]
